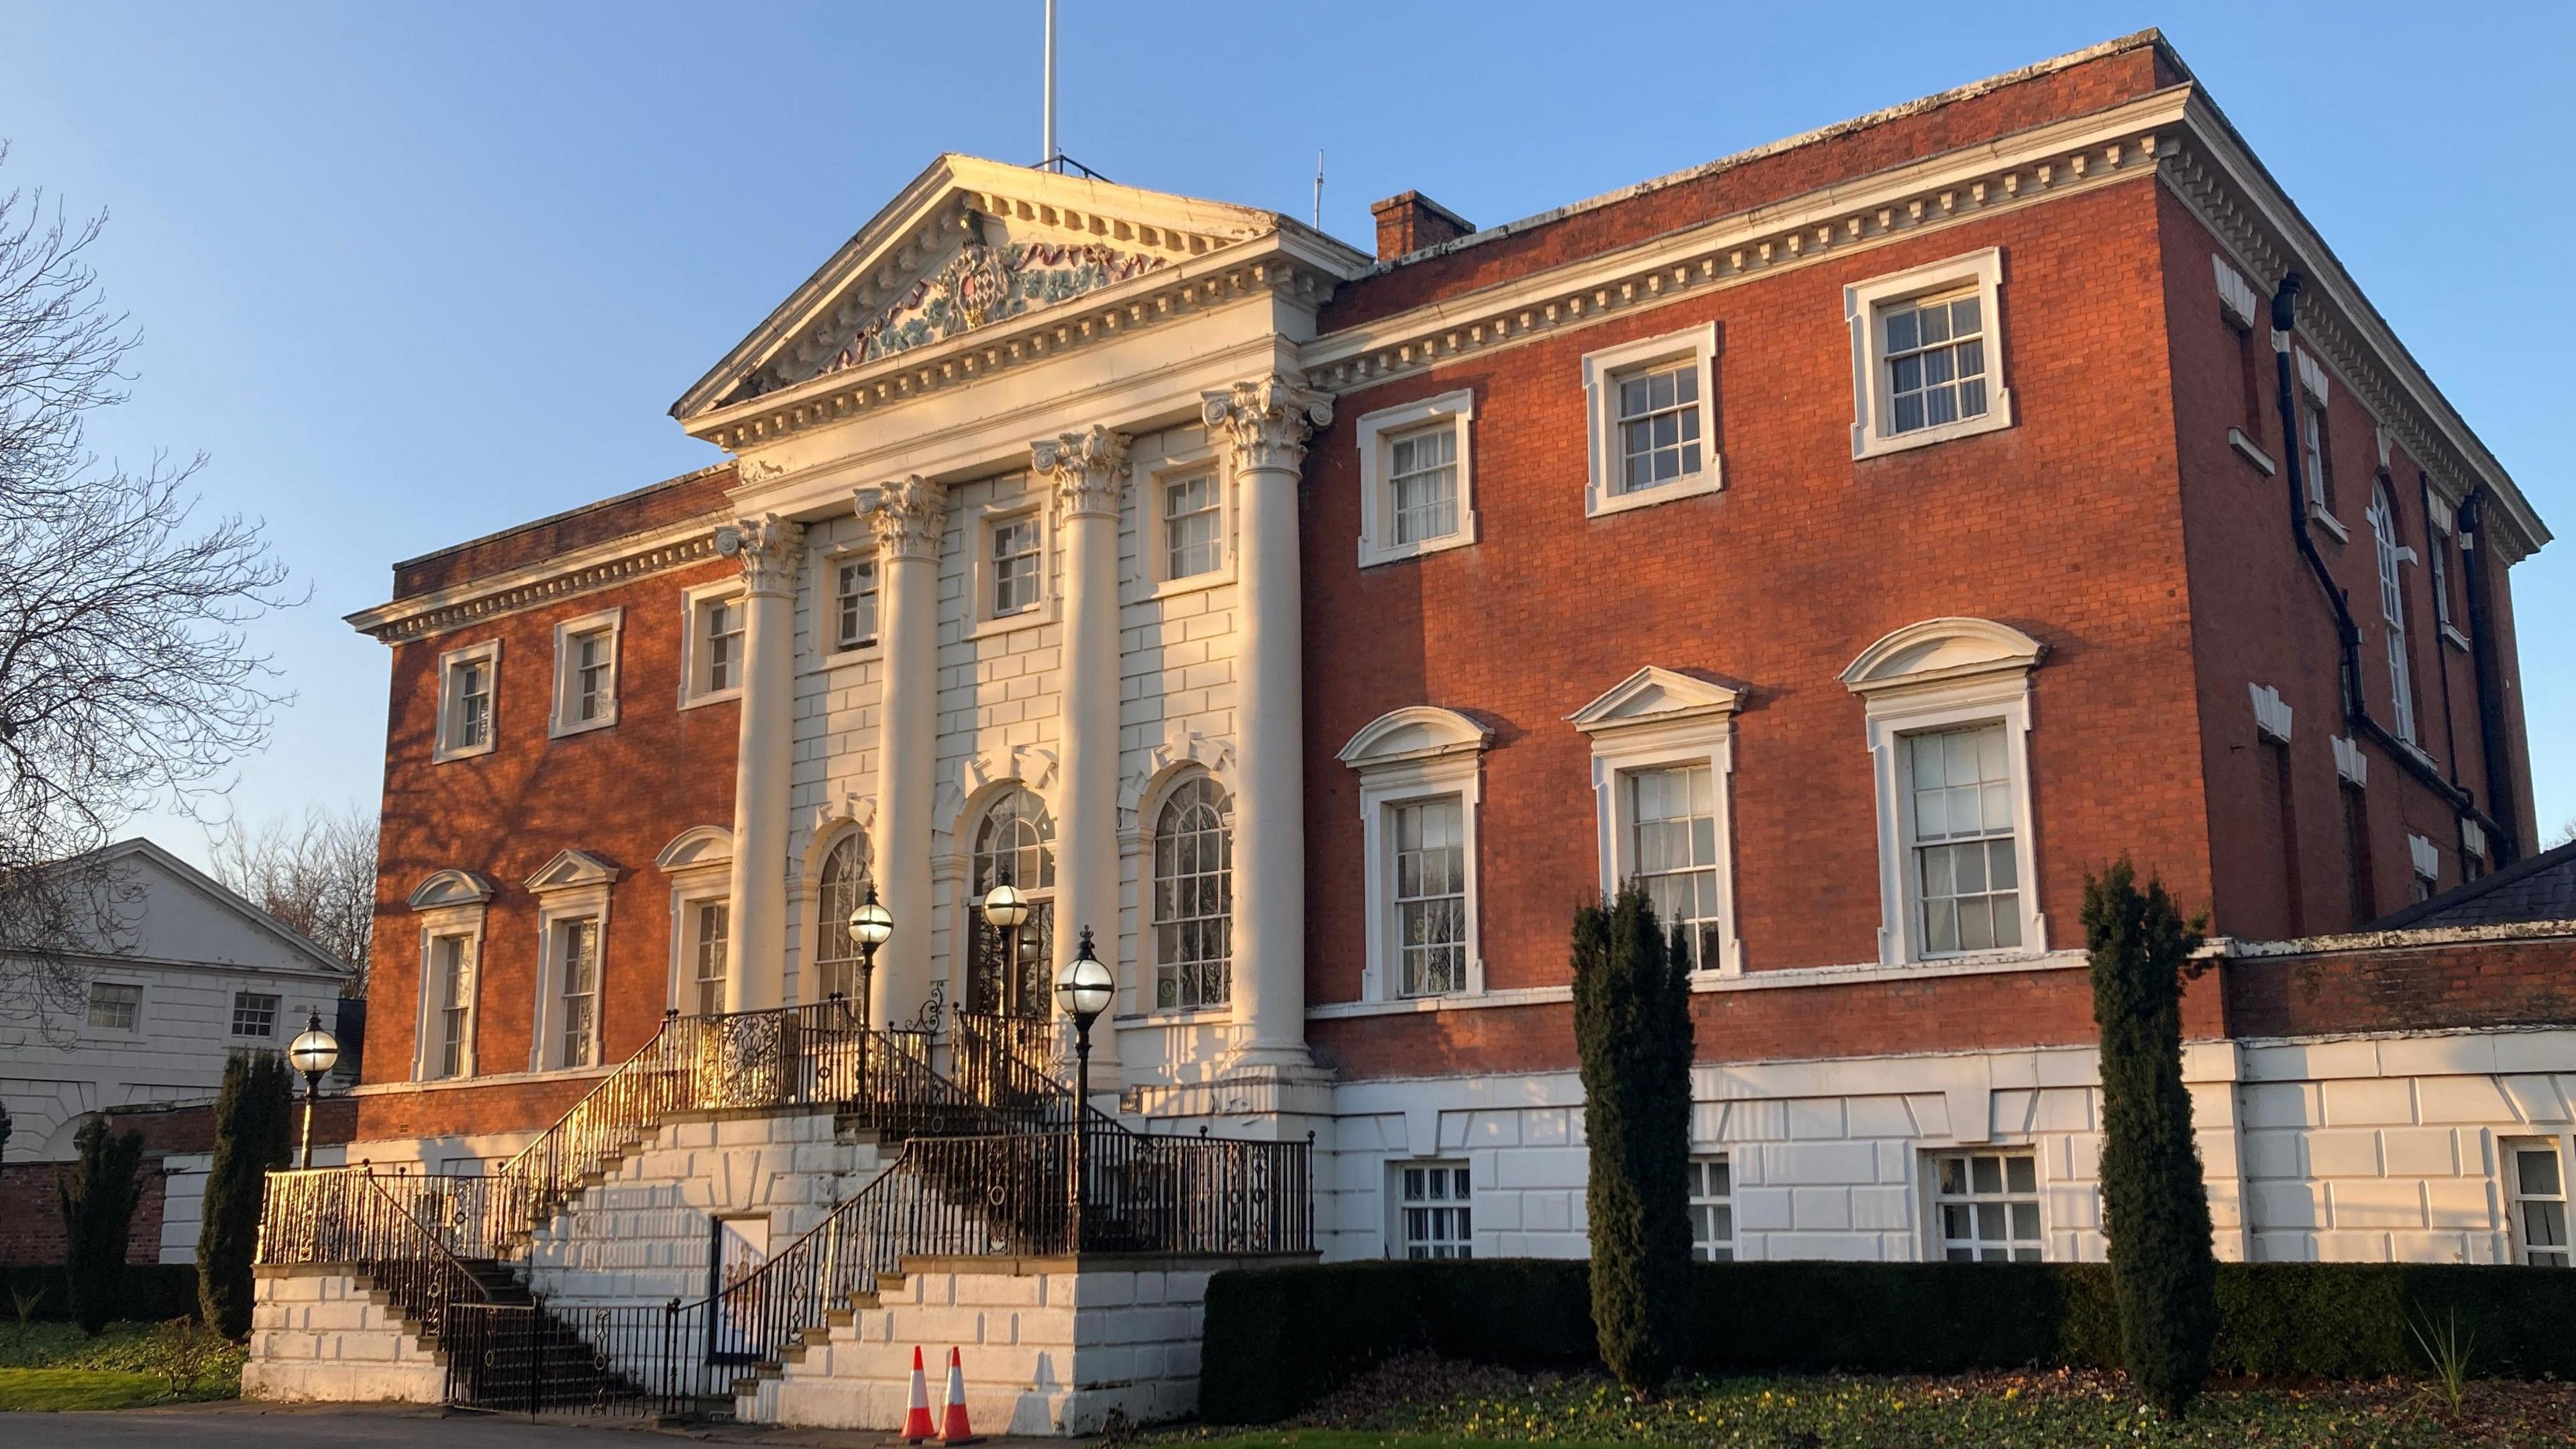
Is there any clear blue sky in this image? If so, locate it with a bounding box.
[3,1,2567,865]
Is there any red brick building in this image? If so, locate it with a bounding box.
[343,32,2569,1268]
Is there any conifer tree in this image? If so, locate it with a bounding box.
[58,1117,146,1334]
[2085,857,2216,1417]
[199,1051,294,1337]
[1572,884,1695,1399]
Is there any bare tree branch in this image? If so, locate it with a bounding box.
[207,802,375,995]
[0,142,299,1041]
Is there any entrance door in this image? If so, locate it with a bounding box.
[967,900,1053,1018]
[707,1215,771,1361]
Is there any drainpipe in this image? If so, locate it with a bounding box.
[2457,486,2522,865]
[2267,274,2508,860]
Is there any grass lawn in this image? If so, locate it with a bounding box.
[1161,1354,2576,1448]
[0,1368,174,1411]
[0,1320,241,1411]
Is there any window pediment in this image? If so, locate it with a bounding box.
[525,849,622,895]
[408,868,494,911]
[654,825,735,873]
[1839,618,2045,698]
[1566,667,1744,735]
[1337,706,1491,771]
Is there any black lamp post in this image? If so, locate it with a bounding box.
[981,878,1030,1015]
[847,884,894,1092]
[287,1008,341,1171]
[1054,927,1113,1247]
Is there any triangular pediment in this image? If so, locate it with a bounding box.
[1566,667,1743,733]
[525,849,621,894]
[675,155,1291,419]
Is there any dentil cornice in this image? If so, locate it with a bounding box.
[1200,376,1334,473]
[1030,425,1133,520]
[718,513,804,596]
[853,475,949,561]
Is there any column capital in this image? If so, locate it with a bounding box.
[1030,425,1132,520]
[716,513,804,597]
[853,474,949,561]
[1200,376,1334,474]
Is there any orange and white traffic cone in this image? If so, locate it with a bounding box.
[940,1346,979,1445]
[900,1345,936,1443]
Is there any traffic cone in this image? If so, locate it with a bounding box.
[900,1346,936,1442]
[940,1346,980,1445]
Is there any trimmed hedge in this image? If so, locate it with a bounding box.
[0,1263,199,1325]
[1199,1258,2576,1424]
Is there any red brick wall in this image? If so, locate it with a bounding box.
[1320,43,2175,333]
[361,555,740,1140]
[0,1164,163,1267]
[2222,933,2576,1039]
[1303,176,2210,1075]
[393,465,734,596]
[2155,193,2532,940]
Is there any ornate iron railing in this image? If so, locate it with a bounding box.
[257,1167,494,1342]
[950,1009,1062,1110]
[700,1126,1310,1390]
[254,998,1311,1421]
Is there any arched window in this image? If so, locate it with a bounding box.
[2369,482,2418,744]
[1152,776,1232,1011]
[969,788,1054,1016]
[814,833,869,1003]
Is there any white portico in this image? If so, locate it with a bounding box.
[669,155,1369,1118]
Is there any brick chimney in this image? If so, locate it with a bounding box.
[1368,191,1474,262]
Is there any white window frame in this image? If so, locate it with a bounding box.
[230,990,280,1040]
[526,850,617,1072]
[1130,444,1230,600]
[655,826,736,1015]
[1845,247,2015,460]
[1842,619,2048,967]
[2367,482,2418,744]
[1144,771,1235,1016]
[2505,1135,2572,1268]
[548,607,623,739]
[1355,389,1478,566]
[1688,1154,1735,1262]
[1582,323,1721,517]
[824,547,882,657]
[1391,1161,1474,1259]
[433,638,502,763]
[1339,707,1491,1003]
[2427,495,2469,651]
[2292,348,2349,539]
[1156,467,1225,584]
[406,869,493,1082]
[85,979,143,1034]
[1569,667,1744,976]
[971,501,1053,637]
[679,580,748,709]
[1925,1146,2046,1262]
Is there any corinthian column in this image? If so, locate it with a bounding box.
[718,513,804,1012]
[853,476,948,1028]
[1200,376,1332,1072]
[1031,426,1130,1065]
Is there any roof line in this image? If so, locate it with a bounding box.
[2368,838,2576,933]
[388,459,735,575]
[1373,28,2167,270]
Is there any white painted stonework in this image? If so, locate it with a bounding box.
[1316,1026,2575,1266]
[756,1254,1265,1435]
[525,1107,890,1308]
[241,1266,446,1404]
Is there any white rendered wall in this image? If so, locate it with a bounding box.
[525,1108,888,1309]
[241,1266,446,1404]
[759,1255,1255,1435]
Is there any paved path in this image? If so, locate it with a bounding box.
[0,1402,1082,1449]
